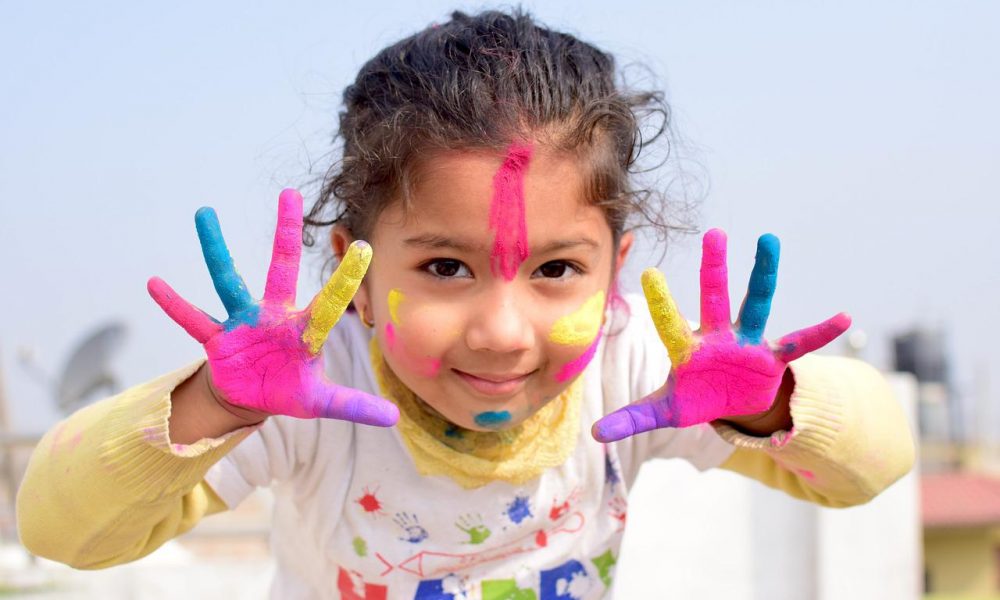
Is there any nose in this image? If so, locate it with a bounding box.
[464,285,535,354]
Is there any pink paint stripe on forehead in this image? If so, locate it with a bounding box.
[489,142,533,280]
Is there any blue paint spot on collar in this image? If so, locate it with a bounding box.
[474,411,511,428]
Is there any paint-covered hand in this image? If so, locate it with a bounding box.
[147,189,399,426]
[592,229,849,442]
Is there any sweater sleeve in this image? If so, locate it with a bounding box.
[16,360,259,569]
[714,354,915,508]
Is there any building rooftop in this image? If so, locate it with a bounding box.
[922,472,1000,528]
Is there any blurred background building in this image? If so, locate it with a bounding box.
[891,326,1000,598]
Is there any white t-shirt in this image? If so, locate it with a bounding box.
[205,294,734,599]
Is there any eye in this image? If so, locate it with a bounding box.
[532,260,582,280]
[423,259,472,279]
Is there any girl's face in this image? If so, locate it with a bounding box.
[336,145,632,431]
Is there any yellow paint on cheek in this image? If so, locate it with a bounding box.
[548,291,605,346]
[388,288,404,325]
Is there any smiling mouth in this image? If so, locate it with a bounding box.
[453,369,535,396]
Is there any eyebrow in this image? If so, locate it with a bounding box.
[403,234,483,253]
[403,233,599,254]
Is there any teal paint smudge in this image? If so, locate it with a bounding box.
[474,411,511,428]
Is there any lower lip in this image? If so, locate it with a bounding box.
[454,370,532,396]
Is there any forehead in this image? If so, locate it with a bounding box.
[377,147,611,246]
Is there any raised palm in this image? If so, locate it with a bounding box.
[147,188,398,426]
[593,228,849,441]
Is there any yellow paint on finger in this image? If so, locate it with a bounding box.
[303,241,372,354]
[548,291,605,346]
[641,267,693,365]
[388,288,404,325]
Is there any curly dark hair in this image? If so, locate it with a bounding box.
[303,8,694,260]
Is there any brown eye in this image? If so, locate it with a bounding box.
[533,260,581,280]
[424,259,471,278]
[539,262,567,278]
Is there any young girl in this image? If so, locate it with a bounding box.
[17,9,913,599]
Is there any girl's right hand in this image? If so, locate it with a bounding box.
[147,189,399,427]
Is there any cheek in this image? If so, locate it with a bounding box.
[547,291,605,346]
[380,289,462,378]
[545,291,606,383]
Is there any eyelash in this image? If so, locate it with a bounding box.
[420,259,584,280]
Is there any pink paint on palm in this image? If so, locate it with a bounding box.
[660,331,786,426]
[555,330,603,383]
[148,189,398,427]
[489,143,533,280]
[203,305,371,420]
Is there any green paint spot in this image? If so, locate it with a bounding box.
[455,515,492,545]
[482,579,537,600]
[591,548,617,587]
[352,536,367,557]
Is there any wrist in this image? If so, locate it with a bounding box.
[201,367,269,427]
[722,368,794,436]
[169,364,267,445]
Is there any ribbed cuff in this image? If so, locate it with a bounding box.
[711,355,844,458]
[98,361,260,501]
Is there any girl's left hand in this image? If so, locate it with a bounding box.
[592,228,851,442]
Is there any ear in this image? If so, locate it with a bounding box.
[613,231,634,279]
[331,225,355,261]
[331,226,373,322]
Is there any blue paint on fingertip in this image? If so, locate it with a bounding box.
[195,206,254,317]
[474,410,511,428]
[738,233,781,345]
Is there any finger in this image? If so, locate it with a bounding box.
[641,268,694,365]
[263,189,303,305]
[775,312,852,362]
[737,234,780,345]
[591,386,674,442]
[302,240,373,355]
[313,382,399,426]
[147,277,222,344]
[195,207,255,318]
[700,228,731,332]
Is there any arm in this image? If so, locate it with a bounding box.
[16,362,251,568]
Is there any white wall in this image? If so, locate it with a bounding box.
[615,372,920,599]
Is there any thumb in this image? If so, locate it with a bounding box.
[591,383,674,442]
[310,381,399,427]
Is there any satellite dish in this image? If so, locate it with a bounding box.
[55,322,128,414]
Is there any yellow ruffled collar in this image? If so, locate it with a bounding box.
[370,339,582,489]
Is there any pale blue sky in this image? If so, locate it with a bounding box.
[2,1,998,434]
